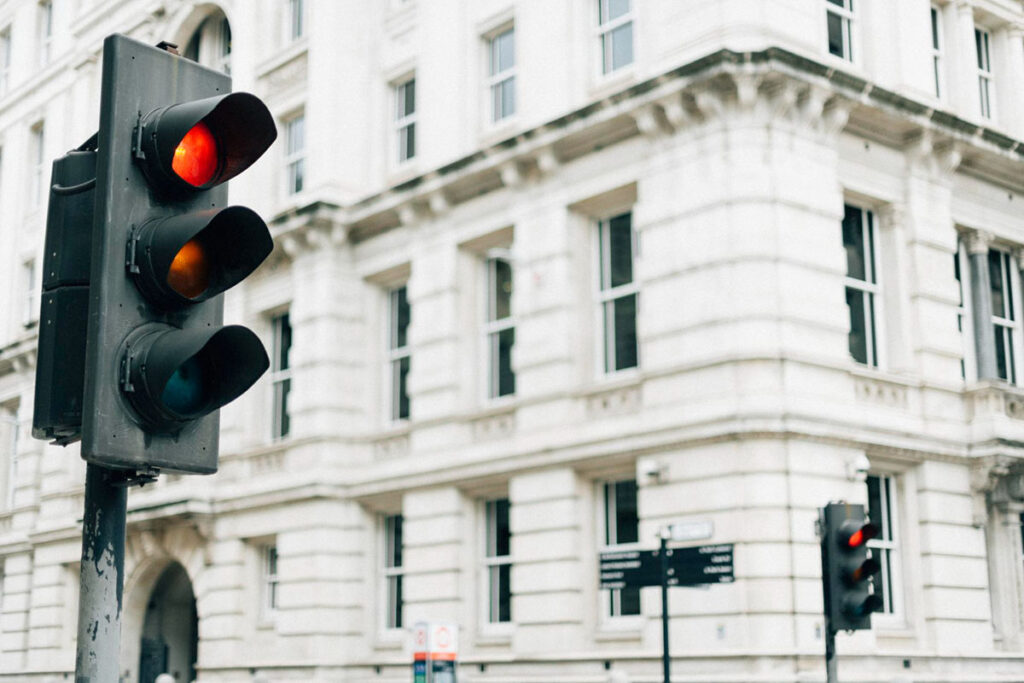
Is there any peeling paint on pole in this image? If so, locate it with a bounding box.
[75,465,127,682]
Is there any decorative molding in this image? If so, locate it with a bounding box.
[585,384,642,418]
[374,433,410,459]
[854,376,909,409]
[471,410,516,440]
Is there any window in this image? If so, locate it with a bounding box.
[603,479,640,616]
[483,498,512,623]
[485,256,515,398]
[388,285,411,421]
[383,514,404,629]
[954,251,969,379]
[0,404,18,510]
[866,474,900,617]
[598,212,638,373]
[976,28,993,119]
[289,0,304,41]
[395,78,416,163]
[30,122,44,207]
[38,0,52,66]
[842,205,879,366]
[826,0,854,62]
[22,261,37,326]
[284,114,305,195]
[989,249,1017,383]
[598,0,633,74]
[262,545,279,618]
[183,14,231,74]
[487,28,515,122]
[270,312,292,439]
[0,28,11,95]
[930,6,943,98]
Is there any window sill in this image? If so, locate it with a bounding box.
[375,629,406,651]
[479,117,520,147]
[594,622,644,643]
[476,626,513,647]
[588,64,639,101]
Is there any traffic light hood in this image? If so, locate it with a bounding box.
[139,92,277,194]
[133,206,273,308]
[126,325,270,430]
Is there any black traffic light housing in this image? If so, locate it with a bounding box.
[81,34,276,474]
[821,502,883,631]
[32,148,97,445]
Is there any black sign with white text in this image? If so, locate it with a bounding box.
[599,544,734,589]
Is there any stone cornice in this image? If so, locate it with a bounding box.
[269,46,1024,256]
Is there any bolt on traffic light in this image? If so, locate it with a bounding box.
[822,502,883,631]
[81,34,277,474]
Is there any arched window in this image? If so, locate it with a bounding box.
[183,10,231,74]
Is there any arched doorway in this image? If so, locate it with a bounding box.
[138,563,198,683]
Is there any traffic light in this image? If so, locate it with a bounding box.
[32,146,97,445]
[821,502,883,631]
[80,34,276,474]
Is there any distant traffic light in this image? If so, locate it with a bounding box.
[822,502,882,631]
[81,34,276,474]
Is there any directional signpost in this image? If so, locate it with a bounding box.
[599,529,735,683]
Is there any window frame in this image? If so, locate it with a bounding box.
[261,544,279,621]
[597,0,634,75]
[988,248,1019,384]
[382,513,404,631]
[843,204,881,368]
[930,5,943,99]
[485,26,516,123]
[288,0,305,42]
[38,0,52,66]
[599,478,642,621]
[0,27,11,96]
[270,311,292,440]
[955,245,977,381]
[825,0,855,63]
[387,285,411,422]
[394,77,417,165]
[482,497,512,626]
[596,211,640,375]
[22,260,37,327]
[484,255,515,399]
[866,473,904,623]
[975,27,994,120]
[284,113,305,196]
[30,121,44,209]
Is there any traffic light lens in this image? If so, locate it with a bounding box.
[167,239,210,299]
[848,529,864,547]
[172,121,218,187]
[161,354,208,415]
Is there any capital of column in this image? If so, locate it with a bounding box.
[963,229,994,255]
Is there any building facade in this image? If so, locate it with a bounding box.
[1,0,1024,681]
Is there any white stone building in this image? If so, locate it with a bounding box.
[1,0,1024,681]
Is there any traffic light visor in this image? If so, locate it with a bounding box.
[127,325,270,428]
[139,92,277,193]
[135,206,273,308]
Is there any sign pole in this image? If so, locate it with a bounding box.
[75,464,128,681]
[660,534,671,683]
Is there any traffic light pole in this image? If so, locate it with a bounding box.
[660,534,671,683]
[819,508,838,683]
[75,465,128,682]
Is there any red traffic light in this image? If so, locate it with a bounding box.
[839,520,878,549]
[172,121,219,187]
[137,92,276,195]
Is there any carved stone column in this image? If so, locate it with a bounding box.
[965,230,996,379]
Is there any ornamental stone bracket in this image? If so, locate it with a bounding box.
[970,454,1024,526]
